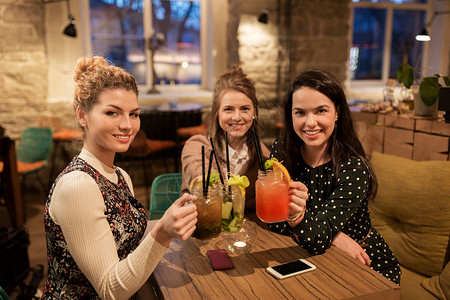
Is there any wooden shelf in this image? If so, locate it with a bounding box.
[353,111,450,161]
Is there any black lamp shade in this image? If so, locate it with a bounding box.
[63,17,77,38]
[258,9,269,24]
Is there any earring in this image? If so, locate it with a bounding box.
[253,116,256,120]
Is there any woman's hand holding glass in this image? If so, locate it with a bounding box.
[287,181,308,226]
[151,193,198,247]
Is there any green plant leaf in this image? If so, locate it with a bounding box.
[397,63,414,88]
[419,76,439,106]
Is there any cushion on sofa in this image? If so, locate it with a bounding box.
[420,261,450,300]
[399,266,438,300]
[369,151,450,277]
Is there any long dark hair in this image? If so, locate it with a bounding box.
[278,70,377,200]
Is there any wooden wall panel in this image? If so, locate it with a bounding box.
[383,127,414,159]
[413,132,449,161]
[355,122,384,157]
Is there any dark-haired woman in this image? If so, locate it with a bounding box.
[270,69,400,284]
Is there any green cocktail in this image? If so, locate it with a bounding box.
[221,175,249,233]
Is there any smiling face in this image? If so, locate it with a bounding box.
[218,90,255,149]
[292,87,338,153]
[77,88,140,166]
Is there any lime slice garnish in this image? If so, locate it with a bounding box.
[264,158,278,169]
[227,175,250,189]
[222,202,233,219]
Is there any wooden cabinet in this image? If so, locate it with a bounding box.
[353,111,450,161]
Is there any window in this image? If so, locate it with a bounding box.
[89,0,201,87]
[350,0,428,83]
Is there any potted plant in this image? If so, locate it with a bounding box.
[397,63,450,117]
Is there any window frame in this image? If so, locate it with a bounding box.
[349,1,430,88]
[80,0,213,92]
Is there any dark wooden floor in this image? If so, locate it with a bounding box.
[0,157,177,299]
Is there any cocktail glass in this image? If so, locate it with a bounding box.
[255,170,289,223]
[221,185,245,233]
[191,187,222,240]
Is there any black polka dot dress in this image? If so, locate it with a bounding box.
[269,143,401,284]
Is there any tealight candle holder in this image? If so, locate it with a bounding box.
[222,219,257,254]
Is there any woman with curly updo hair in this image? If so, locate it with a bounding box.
[42,56,197,299]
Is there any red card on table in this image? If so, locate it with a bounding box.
[206,249,233,270]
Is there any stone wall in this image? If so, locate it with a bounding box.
[1,0,351,141]
[0,0,76,139]
[0,0,45,139]
[229,0,351,142]
[231,0,351,103]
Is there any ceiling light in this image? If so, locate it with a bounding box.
[258,9,269,24]
[415,10,450,42]
[42,0,77,38]
[415,28,430,42]
[63,14,77,38]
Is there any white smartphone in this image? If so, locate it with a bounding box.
[266,259,316,279]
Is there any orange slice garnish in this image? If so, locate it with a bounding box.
[272,160,291,186]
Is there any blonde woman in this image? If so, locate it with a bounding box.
[181,66,269,210]
[42,56,197,299]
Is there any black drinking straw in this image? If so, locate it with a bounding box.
[209,137,225,186]
[252,127,265,171]
[221,132,232,193]
[202,145,206,197]
[225,131,230,179]
[206,149,214,194]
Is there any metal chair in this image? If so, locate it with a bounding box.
[16,127,53,194]
[0,285,10,300]
[38,116,83,187]
[149,173,182,220]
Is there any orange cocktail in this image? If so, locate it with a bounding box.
[255,170,289,223]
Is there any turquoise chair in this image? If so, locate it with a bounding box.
[0,285,10,300]
[16,127,53,193]
[149,173,182,220]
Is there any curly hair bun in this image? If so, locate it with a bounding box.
[73,56,109,83]
[72,56,138,114]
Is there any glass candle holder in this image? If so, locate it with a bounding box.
[222,219,257,254]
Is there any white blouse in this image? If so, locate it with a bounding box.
[227,142,250,176]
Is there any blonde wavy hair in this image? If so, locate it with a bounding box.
[73,56,138,115]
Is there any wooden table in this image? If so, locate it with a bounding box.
[149,216,400,299]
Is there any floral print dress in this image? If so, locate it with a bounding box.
[41,156,147,299]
